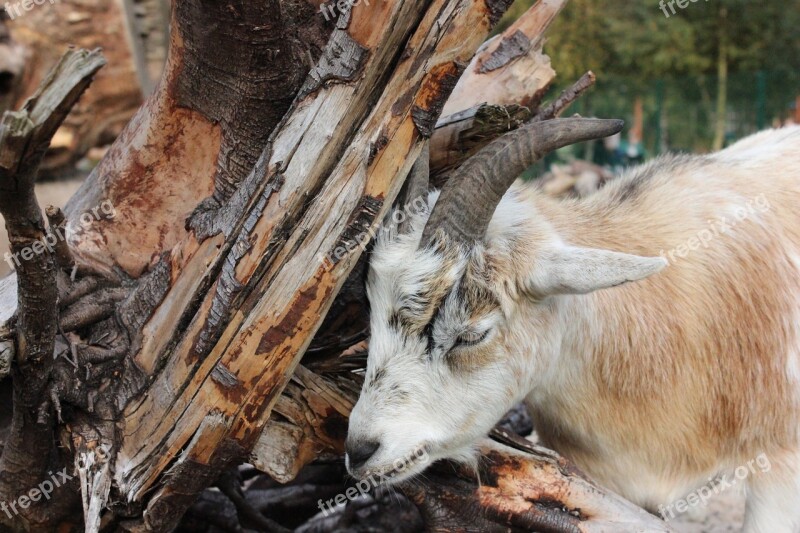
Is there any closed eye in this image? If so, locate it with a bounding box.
[454,329,491,348]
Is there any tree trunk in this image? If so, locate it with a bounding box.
[712,5,728,151]
[0,1,673,531]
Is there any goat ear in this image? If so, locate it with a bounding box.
[526,244,668,296]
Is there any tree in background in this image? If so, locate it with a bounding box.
[501,0,800,153]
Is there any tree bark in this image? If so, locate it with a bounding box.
[442,0,568,117]
[0,48,106,531]
[403,436,672,533]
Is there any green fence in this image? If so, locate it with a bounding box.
[565,69,798,157]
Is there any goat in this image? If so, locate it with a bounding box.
[346,117,800,532]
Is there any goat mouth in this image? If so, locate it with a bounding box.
[354,444,431,484]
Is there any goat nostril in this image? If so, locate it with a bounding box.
[346,439,380,469]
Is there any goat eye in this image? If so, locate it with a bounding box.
[454,329,490,348]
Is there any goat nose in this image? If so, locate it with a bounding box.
[346,439,380,470]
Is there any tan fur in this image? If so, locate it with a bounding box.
[351,127,800,531]
[503,129,800,510]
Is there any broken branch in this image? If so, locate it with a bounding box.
[0,47,105,530]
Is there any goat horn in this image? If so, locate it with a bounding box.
[397,141,430,235]
[421,118,624,245]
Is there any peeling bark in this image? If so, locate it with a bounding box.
[64,0,326,278]
[443,0,568,116]
[113,5,508,523]
[404,439,672,533]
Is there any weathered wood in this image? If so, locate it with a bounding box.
[250,365,360,483]
[308,0,571,348]
[402,438,673,532]
[44,206,75,272]
[113,6,514,525]
[311,0,577,348]
[65,0,325,278]
[0,48,105,530]
[442,0,568,116]
[431,103,533,176]
[73,428,114,533]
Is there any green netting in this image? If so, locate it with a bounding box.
[570,70,799,156]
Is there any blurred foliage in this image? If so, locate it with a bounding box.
[499,0,800,84]
[496,0,800,154]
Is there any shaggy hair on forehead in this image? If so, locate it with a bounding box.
[368,191,508,338]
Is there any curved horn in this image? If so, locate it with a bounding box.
[421,118,624,245]
[397,141,430,235]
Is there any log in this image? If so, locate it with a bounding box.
[250,365,362,483]
[403,438,672,532]
[441,0,567,116]
[111,6,514,529]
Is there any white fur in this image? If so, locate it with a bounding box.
[348,127,800,532]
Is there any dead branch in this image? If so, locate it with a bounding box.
[402,439,672,532]
[0,47,105,529]
[535,71,597,121]
[45,206,75,272]
[59,287,130,332]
